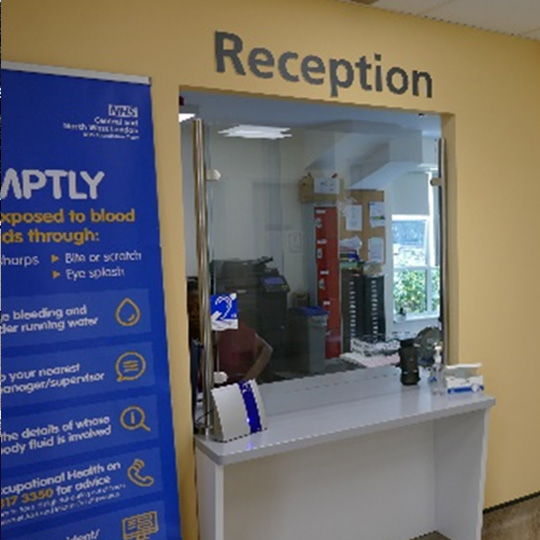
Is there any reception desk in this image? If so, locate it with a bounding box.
[195,367,495,540]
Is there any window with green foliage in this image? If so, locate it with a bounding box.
[392,212,440,319]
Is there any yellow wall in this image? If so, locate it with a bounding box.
[4,0,540,537]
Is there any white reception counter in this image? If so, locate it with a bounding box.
[195,367,495,540]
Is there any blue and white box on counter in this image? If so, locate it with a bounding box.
[211,380,267,442]
[445,364,485,394]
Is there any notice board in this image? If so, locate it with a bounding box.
[1,65,182,540]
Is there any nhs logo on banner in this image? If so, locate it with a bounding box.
[211,293,238,331]
[108,104,139,118]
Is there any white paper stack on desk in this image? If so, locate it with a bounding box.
[341,351,399,368]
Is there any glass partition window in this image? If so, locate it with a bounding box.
[182,92,443,385]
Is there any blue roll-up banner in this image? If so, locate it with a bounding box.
[1,66,182,540]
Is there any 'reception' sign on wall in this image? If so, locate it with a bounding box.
[214,30,434,99]
[1,66,182,540]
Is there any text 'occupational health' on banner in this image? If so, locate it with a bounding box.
[1,67,182,540]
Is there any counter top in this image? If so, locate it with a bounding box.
[195,367,495,466]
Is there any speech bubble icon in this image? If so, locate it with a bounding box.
[116,352,147,382]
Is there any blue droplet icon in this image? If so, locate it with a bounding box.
[116,298,141,327]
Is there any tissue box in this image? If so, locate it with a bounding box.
[445,364,485,394]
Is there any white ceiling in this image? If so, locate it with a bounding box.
[182,91,442,137]
[345,0,540,41]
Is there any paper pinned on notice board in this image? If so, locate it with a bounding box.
[368,237,385,263]
[369,201,385,228]
[344,204,363,231]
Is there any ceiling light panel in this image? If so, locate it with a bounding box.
[219,125,292,140]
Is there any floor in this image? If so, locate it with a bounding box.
[410,494,539,539]
[482,495,539,540]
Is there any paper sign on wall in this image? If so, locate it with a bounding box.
[314,176,340,195]
[211,293,239,331]
[369,201,386,228]
[344,204,363,231]
[368,237,385,263]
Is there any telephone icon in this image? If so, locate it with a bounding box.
[127,459,155,488]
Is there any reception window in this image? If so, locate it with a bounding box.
[181,92,444,384]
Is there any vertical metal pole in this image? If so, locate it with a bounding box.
[193,119,214,434]
[438,138,450,365]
